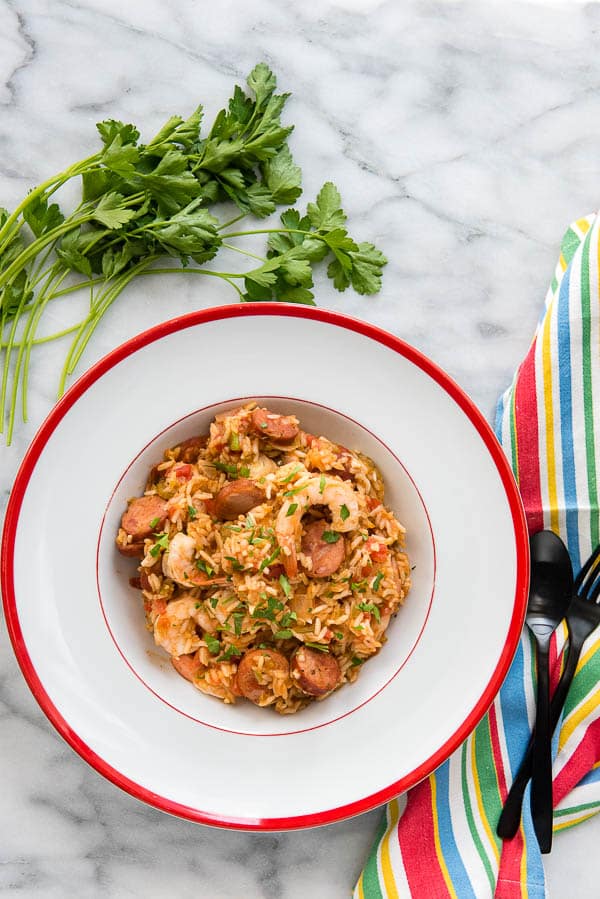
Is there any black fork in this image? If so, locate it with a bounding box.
[497,543,600,840]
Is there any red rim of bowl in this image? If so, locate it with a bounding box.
[0,303,529,831]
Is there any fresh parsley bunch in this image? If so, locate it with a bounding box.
[0,63,386,442]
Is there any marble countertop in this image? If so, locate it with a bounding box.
[1,0,599,895]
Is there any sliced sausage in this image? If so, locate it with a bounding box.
[171,652,202,682]
[177,434,208,463]
[251,408,299,444]
[236,648,289,704]
[121,495,168,540]
[301,519,345,577]
[291,645,341,697]
[263,563,285,581]
[116,540,145,558]
[213,479,264,520]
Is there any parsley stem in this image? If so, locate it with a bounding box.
[58,259,152,396]
[0,286,29,434]
[218,213,247,231]
[7,265,68,441]
[0,323,80,350]
[221,242,268,263]
[20,266,70,423]
[222,227,317,240]
[0,215,94,290]
[0,155,101,253]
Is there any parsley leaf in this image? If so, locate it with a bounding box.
[357,602,381,622]
[307,182,347,231]
[372,572,384,592]
[262,145,302,205]
[340,504,350,522]
[304,642,330,653]
[322,530,340,544]
[205,634,221,654]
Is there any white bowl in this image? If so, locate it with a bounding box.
[1,304,528,829]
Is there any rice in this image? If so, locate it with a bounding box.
[116,402,411,714]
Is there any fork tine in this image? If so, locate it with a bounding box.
[574,544,600,594]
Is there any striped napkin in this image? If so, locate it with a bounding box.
[355,213,600,899]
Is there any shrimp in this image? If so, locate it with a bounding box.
[275,476,359,577]
[162,533,227,588]
[247,453,278,479]
[153,596,206,656]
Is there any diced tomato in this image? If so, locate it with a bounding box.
[365,536,388,562]
[174,463,192,480]
[304,433,317,446]
[366,496,380,511]
[361,564,375,578]
[204,498,216,517]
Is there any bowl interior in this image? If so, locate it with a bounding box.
[99,396,435,736]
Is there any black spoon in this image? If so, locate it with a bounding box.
[523,530,573,853]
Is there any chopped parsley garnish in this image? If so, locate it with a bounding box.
[205,634,221,655]
[245,513,255,528]
[357,602,381,621]
[214,460,239,476]
[217,645,242,662]
[225,555,244,571]
[351,656,365,667]
[259,547,281,571]
[340,504,350,522]
[229,432,240,451]
[274,629,293,639]
[319,474,326,494]
[280,611,297,626]
[232,611,245,636]
[240,465,250,478]
[194,602,201,609]
[322,530,340,544]
[149,532,169,557]
[350,578,368,592]
[210,596,219,608]
[281,465,301,484]
[372,572,384,592]
[286,502,298,517]
[259,592,268,600]
[196,559,214,576]
[283,485,306,497]
[304,642,330,653]
[187,505,198,520]
[251,597,284,620]
[225,524,242,532]
[149,516,160,528]
[334,631,344,640]
[279,573,291,598]
[260,422,268,429]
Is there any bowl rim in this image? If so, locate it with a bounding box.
[1,302,529,830]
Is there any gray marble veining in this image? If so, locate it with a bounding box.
[2,0,600,895]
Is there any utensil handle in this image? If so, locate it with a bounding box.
[496,639,582,840]
[531,637,553,853]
